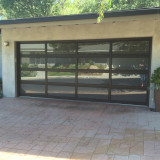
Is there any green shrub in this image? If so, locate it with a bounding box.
[89,60,94,65]
[21,71,36,77]
[95,64,105,70]
[21,63,29,68]
[68,64,75,69]
[151,67,160,90]
[78,64,90,69]
[0,89,2,98]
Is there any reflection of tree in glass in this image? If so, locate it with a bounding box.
[48,43,76,54]
[78,42,109,53]
[113,41,149,54]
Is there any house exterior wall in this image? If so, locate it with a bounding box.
[1,16,160,109]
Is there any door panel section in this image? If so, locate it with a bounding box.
[19,38,151,105]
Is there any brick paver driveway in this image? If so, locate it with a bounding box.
[0,98,160,160]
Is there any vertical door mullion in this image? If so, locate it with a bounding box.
[45,43,48,97]
[146,39,152,106]
[108,42,112,102]
[17,43,21,97]
[75,42,78,99]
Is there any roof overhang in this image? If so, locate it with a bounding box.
[0,7,159,29]
[0,7,159,25]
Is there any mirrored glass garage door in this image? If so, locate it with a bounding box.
[18,38,151,105]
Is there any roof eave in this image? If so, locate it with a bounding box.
[0,7,159,25]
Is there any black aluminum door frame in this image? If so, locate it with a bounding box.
[17,37,152,106]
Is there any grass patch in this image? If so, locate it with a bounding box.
[48,72,75,76]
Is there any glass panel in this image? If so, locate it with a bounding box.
[78,87,108,100]
[20,44,45,55]
[112,41,150,54]
[78,72,109,85]
[47,43,76,54]
[20,84,45,95]
[21,57,45,68]
[21,71,45,82]
[48,72,75,83]
[48,85,75,97]
[78,58,109,70]
[47,58,76,69]
[111,89,147,103]
[78,42,110,53]
[112,58,149,70]
[112,73,148,87]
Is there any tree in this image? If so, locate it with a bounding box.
[57,0,159,22]
[57,0,113,23]
[0,0,59,19]
[0,0,159,20]
[110,0,159,11]
[76,0,99,14]
[57,0,81,15]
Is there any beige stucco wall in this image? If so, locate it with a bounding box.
[1,15,160,108]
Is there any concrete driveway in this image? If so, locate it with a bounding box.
[0,98,160,160]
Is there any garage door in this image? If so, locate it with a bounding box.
[18,38,151,105]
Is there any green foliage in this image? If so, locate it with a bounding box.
[78,63,105,70]
[0,89,2,98]
[97,0,112,23]
[57,0,80,15]
[78,64,90,69]
[75,0,99,14]
[151,67,160,90]
[21,63,39,69]
[95,64,105,70]
[110,0,159,11]
[0,0,159,20]
[89,60,94,65]
[21,63,29,69]
[52,64,75,69]
[48,72,74,76]
[21,71,36,77]
[0,0,59,19]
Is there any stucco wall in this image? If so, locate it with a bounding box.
[1,16,160,108]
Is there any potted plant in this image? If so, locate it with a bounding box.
[0,78,2,98]
[151,67,160,112]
